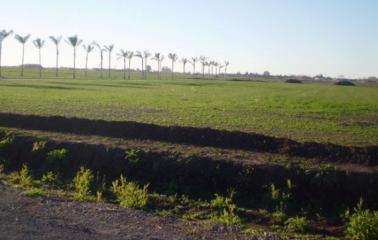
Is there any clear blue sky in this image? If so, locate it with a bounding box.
[1,0,377,78]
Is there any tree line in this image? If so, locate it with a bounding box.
[0,30,230,80]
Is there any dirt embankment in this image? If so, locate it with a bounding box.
[2,133,378,212]
[0,113,376,165]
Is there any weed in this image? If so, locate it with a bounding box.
[272,210,287,224]
[23,188,46,197]
[125,149,142,167]
[210,192,241,225]
[46,148,68,171]
[285,216,308,234]
[32,140,47,153]
[12,164,33,188]
[112,175,149,209]
[73,166,94,201]
[95,172,107,202]
[270,179,293,212]
[41,171,59,187]
[345,199,378,240]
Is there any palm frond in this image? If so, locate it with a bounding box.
[33,38,45,49]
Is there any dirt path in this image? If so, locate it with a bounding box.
[0,182,274,240]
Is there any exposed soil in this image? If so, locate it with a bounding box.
[0,113,376,165]
[0,181,269,240]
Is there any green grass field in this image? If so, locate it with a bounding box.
[0,68,377,146]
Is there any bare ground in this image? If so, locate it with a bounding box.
[0,181,275,240]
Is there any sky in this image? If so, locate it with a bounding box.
[1,0,377,78]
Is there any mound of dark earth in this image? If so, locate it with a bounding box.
[335,80,355,86]
[285,79,302,84]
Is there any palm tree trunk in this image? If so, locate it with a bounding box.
[141,58,144,80]
[21,44,25,77]
[39,49,42,79]
[108,53,111,79]
[73,47,76,79]
[85,53,89,77]
[55,47,59,77]
[202,65,205,78]
[145,58,148,80]
[192,63,195,75]
[123,58,126,80]
[100,54,103,79]
[0,43,3,78]
[171,61,174,80]
[128,59,131,80]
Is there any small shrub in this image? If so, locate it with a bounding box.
[112,175,149,209]
[95,172,107,202]
[0,136,14,151]
[46,148,67,171]
[345,200,378,240]
[125,149,142,167]
[73,166,94,201]
[41,171,59,187]
[272,210,286,224]
[210,192,241,226]
[32,141,47,153]
[270,179,293,212]
[23,188,46,197]
[285,216,308,234]
[18,164,33,188]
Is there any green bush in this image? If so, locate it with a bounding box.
[270,179,293,212]
[112,175,149,209]
[285,216,308,234]
[41,171,59,187]
[11,164,33,188]
[210,192,241,226]
[32,141,47,153]
[46,148,67,170]
[73,166,94,201]
[272,210,286,224]
[345,200,378,240]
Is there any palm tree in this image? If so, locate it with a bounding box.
[200,56,207,78]
[135,51,144,79]
[15,34,31,77]
[191,57,198,75]
[143,51,151,79]
[0,30,13,78]
[117,49,128,80]
[168,53,178,80]
[32,38,45,78]
[219,65,224,76]
[214,62,219,77]
[152,53,164,80]
[225,61,230,75]
[126,51,134,80]
[49,36,62,77]
[93,42,106,79]
[104,45,114,79]
[83,44,95,77]
[181,58,189,75]
[66,35,82,79]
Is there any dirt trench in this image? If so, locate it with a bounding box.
[0,112,376,165]
[1,133,378,212]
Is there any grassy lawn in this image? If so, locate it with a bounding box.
[0,69,377,146]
